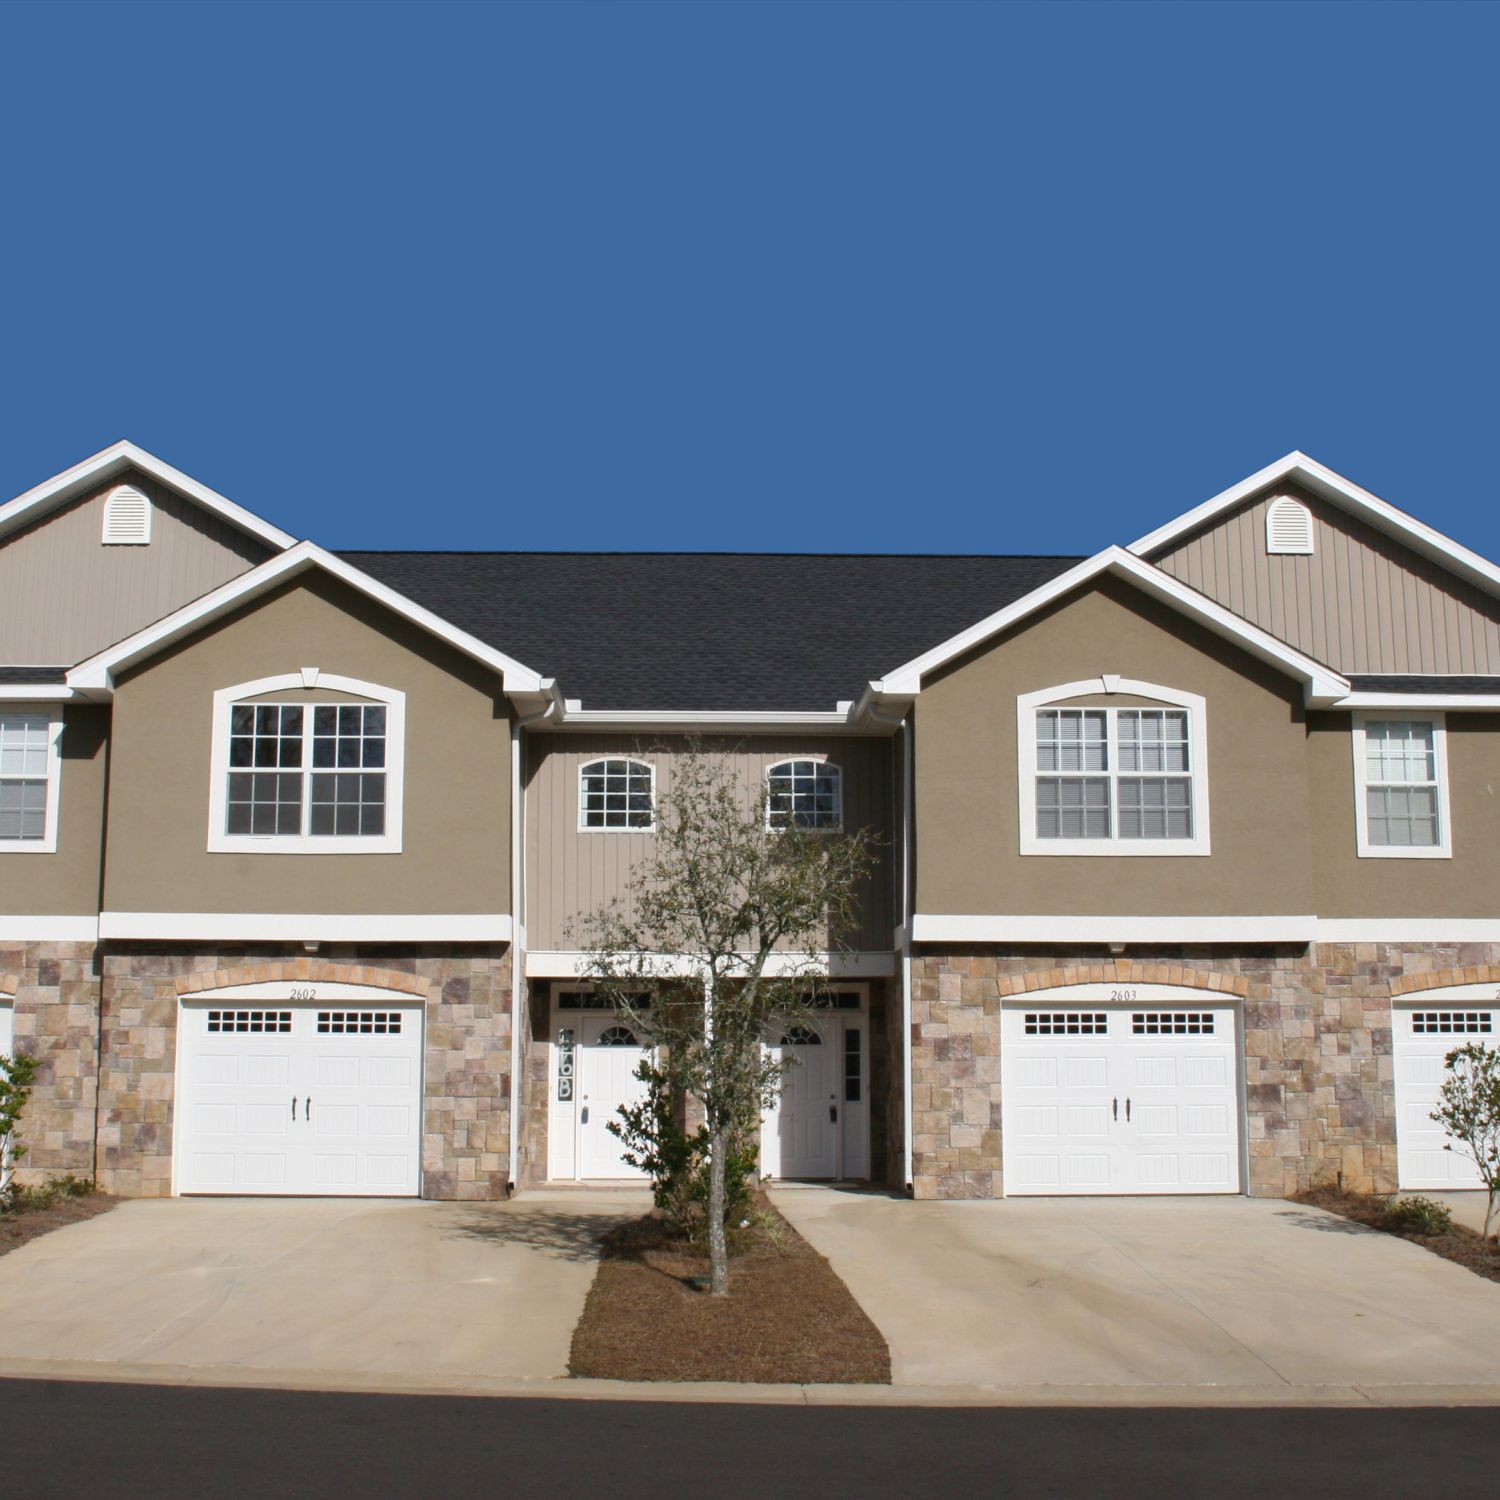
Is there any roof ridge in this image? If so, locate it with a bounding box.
[335,549,1090,561]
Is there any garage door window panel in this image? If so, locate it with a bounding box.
[210,675,405,854]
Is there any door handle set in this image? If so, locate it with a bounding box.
[1110,1097,1132,1123]
[289,1097,313,1120]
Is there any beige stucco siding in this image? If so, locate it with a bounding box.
[1152,484,1500,674]
[1309,710,1500,917]
[0,472,274,666]
[0,705,107,915]
[103,574,511,915]
[525,733,895,951]
[914,577,1315,917]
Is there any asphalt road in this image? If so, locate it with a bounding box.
[4,1380,1499,1499]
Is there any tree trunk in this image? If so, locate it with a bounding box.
[707,1122,729,1296]
[1487,1186,1498,1242]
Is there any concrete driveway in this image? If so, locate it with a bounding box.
[0,1192,645,1391]
[771,1188,1500,1398]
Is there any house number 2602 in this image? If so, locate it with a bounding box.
[290,987,316,1001]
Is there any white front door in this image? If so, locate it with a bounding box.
[176,1002,423,1196]
[1394,999,1499,1189]
[1002,1002,1241,1196]
[576,1014,650,1179]
[761,1009,869,1180]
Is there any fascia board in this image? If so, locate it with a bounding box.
[67,541,546,695]
[875,547,1348,703]
[0,440,297,551]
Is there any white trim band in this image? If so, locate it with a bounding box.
[525,949,896,979]
[0,916,99,942]
[912,914,1319,944]
[98,912,513,942]
[1315,920,1500,943]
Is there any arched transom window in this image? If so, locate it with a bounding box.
[208,672,406,854]
[767,758,841,830]
[579,758,655,830]
[1017,678,1210,856]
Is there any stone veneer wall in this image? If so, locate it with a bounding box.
[0,941,100,1184]
[910,943,1500,1201]
[96,944,513,1200]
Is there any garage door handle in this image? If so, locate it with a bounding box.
[1125,1098,1131,1123]
[291,1096,297,1121]
[306,1097,312,1121]
[1112,1097,1118,1121]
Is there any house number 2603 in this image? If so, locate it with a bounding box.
[290,987,317,1001]
[1110,989,1137,1002]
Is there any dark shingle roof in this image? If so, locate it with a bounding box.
[1348,675,1500,695]
[338,552,1084,711]
[0,667,66,685]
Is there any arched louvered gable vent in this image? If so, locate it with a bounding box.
[1265,495,1313,556]
[101,484,152,545]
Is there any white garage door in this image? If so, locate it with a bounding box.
[1002,1001,1241,1196]
[1395,1000,1498,1189]
[176,1002,423,1196]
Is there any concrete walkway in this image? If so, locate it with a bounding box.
[1427,1189,1497,1237]
[0,1192,645,1386]
[771,1187,1500,1397]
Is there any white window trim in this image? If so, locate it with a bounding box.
[765,754,843,832]
[577,756,656,833]
[0,705,64,855]
[207,671,405,855]
[1351,711,1451,860]
[1017,677,1211,857]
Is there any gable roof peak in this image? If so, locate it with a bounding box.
[0,440,297,552]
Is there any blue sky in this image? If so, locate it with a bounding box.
[1,1,1495,557]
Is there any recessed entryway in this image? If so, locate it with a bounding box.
[547,992,652,1181]
[761,992,869,1181]
[1394,987,1499,1189]
[1001,988,1242,1196]
[174,990,424,1196]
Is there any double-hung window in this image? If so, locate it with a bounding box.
[1018,680,1210,855]
[1352,714,1450,858]
[0,709,63,852]
[208,674,405,854]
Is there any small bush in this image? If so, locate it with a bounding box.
[1384,1194,1453,1236]
[3,1173,97,1215]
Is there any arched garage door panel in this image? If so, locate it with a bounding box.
[1002,987,1241,1197]
[176,997,423,1197]
[1394,987,1499,1190]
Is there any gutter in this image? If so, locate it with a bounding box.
[507,684,559,1195]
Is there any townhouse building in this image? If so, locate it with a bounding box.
[1,442,1497,1202]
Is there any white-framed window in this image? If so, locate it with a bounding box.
[207,673,405,854]
[767,757,842,831]
[0,707,63,853]
[579,757,655,831]
[1016,678,1211,856]
[1351,713,1451,859]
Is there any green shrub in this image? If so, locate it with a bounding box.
[1384,1194,1453,1235]
[3,1173,97,1215]
[609,1057,758,1244]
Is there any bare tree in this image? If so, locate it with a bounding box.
[1431,1041,1500,1239]
[573,743,875,1295]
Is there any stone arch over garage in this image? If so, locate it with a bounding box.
[175,961,429,997]
[0,975,17,997]
[1391,965,1500,998]
[993,961,1250,998]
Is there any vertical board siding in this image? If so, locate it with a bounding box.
[526,733,895,952]
[1153,488,1500,674]
[0,475,272,664]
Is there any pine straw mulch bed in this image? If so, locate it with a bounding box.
[569,1192,890,1384]
[1294,1186,1500,1285]
[0,1193,116,1257]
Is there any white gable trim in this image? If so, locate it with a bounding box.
[0,441,296,552]
[871,547,1349,705]
[66,540,548,696]
[1129,451,1500,600]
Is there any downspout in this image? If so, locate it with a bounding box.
[508,689,558,1195]
[866,703,914,1194]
